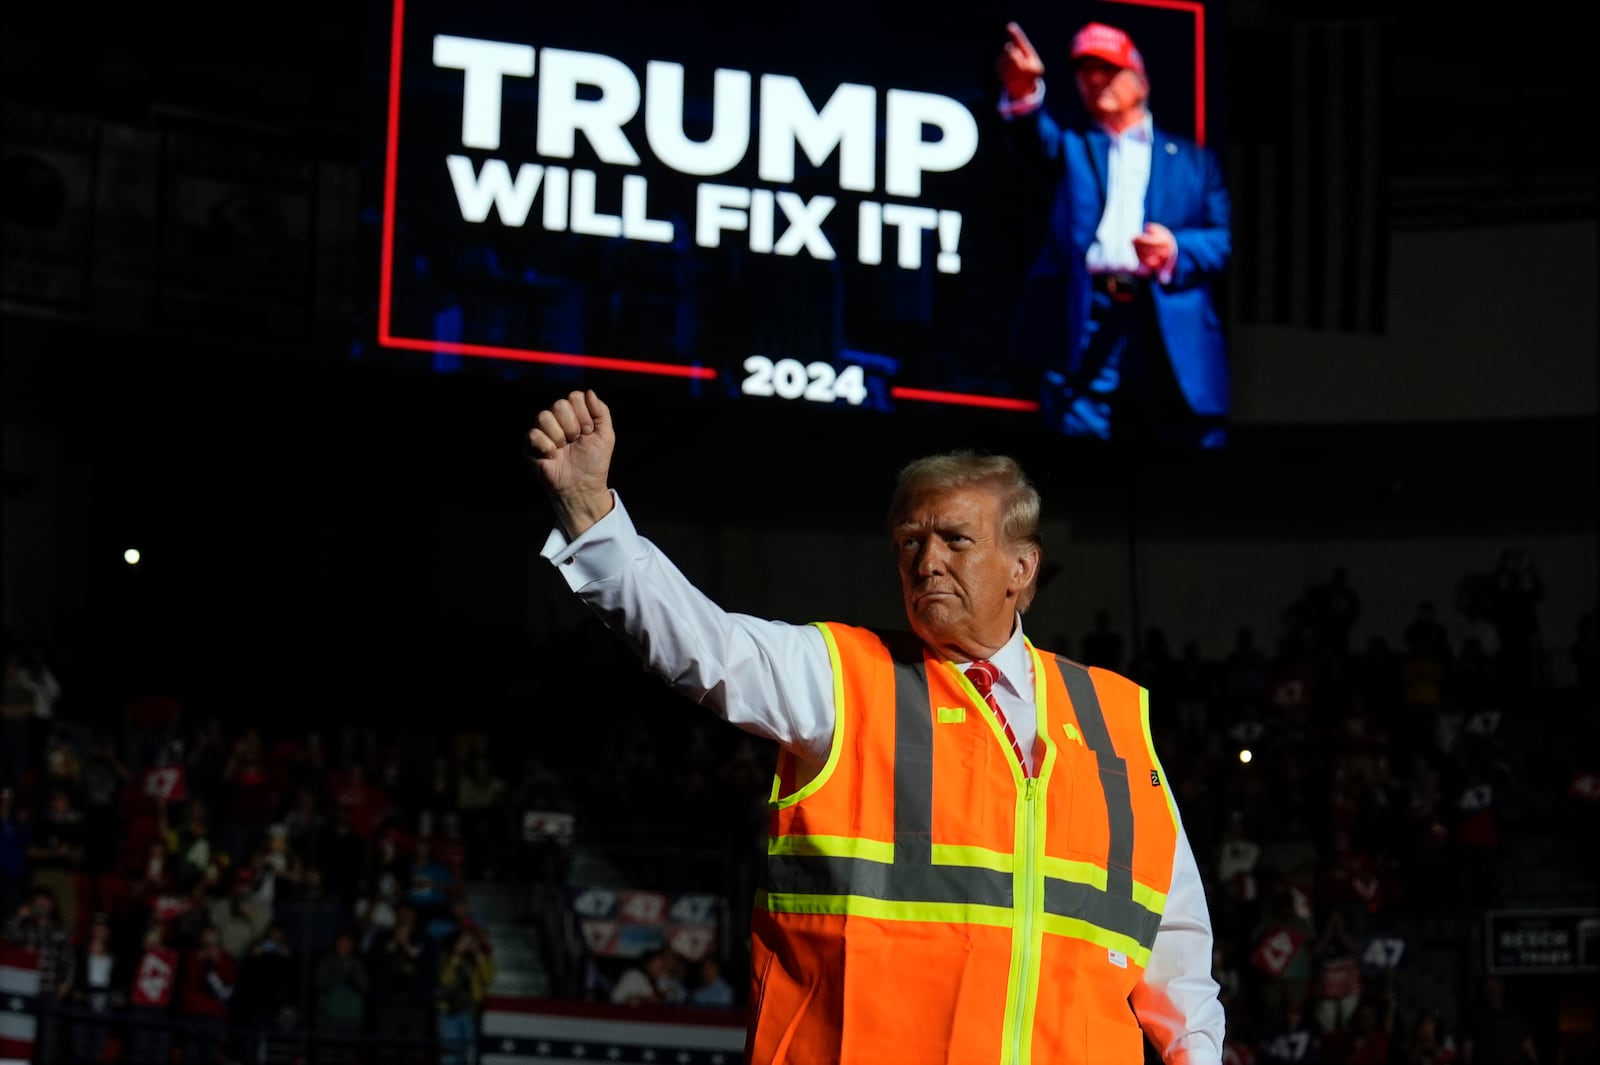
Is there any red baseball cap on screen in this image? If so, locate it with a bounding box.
[1070,22,1146,79]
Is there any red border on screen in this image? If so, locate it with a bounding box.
[376,0,1209,408]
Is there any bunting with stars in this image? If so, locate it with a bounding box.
[481,996,745,1065]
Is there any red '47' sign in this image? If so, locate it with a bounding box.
[1251,925,1307,977]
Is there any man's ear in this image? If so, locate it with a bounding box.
[1011,545,1041,595]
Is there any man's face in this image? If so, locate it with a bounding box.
[894,485,1036,660]
[1074,57,1148,124]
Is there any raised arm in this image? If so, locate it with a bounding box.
[997,21,1046,103]
[525,389,837,764]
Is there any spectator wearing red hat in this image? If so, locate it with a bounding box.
[996,19,1233,448]
[206,863,273,958]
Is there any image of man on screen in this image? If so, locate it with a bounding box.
[996,20,1232,448]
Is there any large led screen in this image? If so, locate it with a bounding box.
[370,0,1225,445]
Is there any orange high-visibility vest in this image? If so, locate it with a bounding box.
[748,623,1181,1065]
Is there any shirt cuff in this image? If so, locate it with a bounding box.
[997,80,1045,119]
[1166,1032,1224,1065]
[540,490,637,590]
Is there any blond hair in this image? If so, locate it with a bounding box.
[887,451,1043,612]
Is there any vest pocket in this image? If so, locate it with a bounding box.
[1086,1012,1146,1063]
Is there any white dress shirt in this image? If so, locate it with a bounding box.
[543,493,1225,1064]
[1087,114,1155,276]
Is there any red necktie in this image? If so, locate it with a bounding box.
[965,660,1032,776]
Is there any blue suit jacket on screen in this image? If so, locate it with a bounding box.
[1015,107,1232,416]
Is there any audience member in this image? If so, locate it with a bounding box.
[610,947,682,1006]
[687,954,735,1009]
[1402,1009,1459,1065]
[27,785,86,935]
[1259,998,1320,1065]
[237,921,300,1060]
[313,928,368,1040]
[311,802,369,902]
[353,870,402,953]
[3,886,74,999]
[1172,638,1216,740]
[1249,877,1317,1022]
[1079,607,1126,671]
[283,730,333,800]
[1489,549,1546,687]
[328,761,393,840]
[367,901,437,1061]
[68,912,125,1064]
[185,717,231,812]
[1460,975,1539,1065]
[2,644,60,789]
[79,731,131,875]
[1340,991,1396,1065]
[1404,601,1452,668]
[455,752,507,870]
[169,798,218,893]
[406,835,454,925]
[207,864,274,957]
[436,925,496,1065]
[1308,908,1362,1036]
[1311,566,1363,657]
[222,727,279,865]
[177,924,237,1065]
[277,862,346,960]
[122,689,183,777]
[2,885,72,1061]
[1215,809,1262,941]
[125,922,179,1065]
[0,785,31,919]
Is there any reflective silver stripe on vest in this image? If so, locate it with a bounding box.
[765,634,1159,947]
[767,632,1013,907]
[1051,655,1160,949]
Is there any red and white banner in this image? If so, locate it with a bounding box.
[129,946,178,1008]
[571,889,722,961]
[142,764,187,802]
[1250,924,1308,978]
[0,943,41,1065]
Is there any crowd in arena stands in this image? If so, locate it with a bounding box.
[2,544,1597,1065]
[0,686,514,1063]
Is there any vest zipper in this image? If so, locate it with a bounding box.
[1011,775,1039,1065]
